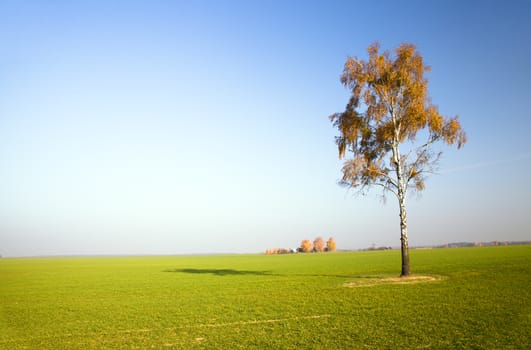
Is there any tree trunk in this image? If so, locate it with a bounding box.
[398,191,410,277]
[392,139,411,277]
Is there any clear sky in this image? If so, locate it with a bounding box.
[1,0,530,257]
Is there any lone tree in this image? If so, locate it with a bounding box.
[329,42,466,276]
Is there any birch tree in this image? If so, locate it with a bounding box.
[329,43,466,276]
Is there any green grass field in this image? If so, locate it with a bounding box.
[1,245,530,349]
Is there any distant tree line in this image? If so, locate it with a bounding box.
[265,237,337,255]
[436,241,530,248]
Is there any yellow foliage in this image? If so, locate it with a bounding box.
[300,239,313,253]
[330,42,466,195]
[326,237,337,252]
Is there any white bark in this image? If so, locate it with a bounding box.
[391,113,411,276]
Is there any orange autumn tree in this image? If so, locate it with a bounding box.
[300,239,313,253]
[313,237,326,252]
[330,42,466,276]
[326,237,337,252]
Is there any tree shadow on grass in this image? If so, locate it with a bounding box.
[163,269,387,279]
[163,268,275,276]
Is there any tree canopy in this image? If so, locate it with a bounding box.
[331,42,466,197]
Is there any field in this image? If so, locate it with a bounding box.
[1,246,530,349]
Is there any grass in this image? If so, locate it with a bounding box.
[1,245,530,349]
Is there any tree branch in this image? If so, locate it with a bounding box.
[372,181,398,199]
[371,167,399,191]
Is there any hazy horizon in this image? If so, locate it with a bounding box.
[1,0,530,257]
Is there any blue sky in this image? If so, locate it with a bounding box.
[1,0,530,257]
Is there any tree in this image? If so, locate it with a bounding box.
[326,237,337,252]
[329,42,466,276]
[313,237,325,252]
[300,239,313,253]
